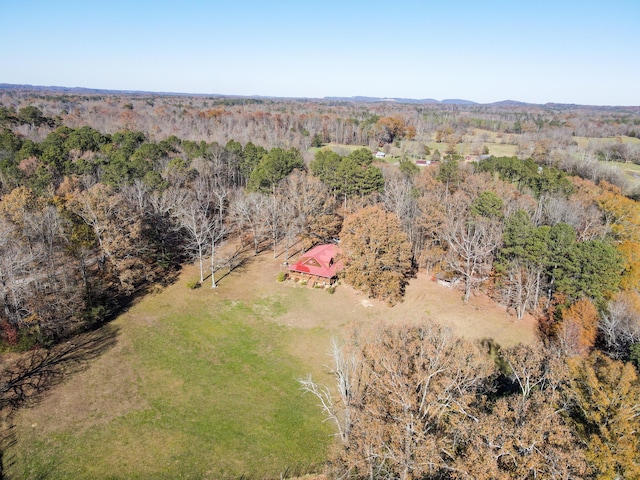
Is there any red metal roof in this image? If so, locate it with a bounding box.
[288,244,343,279]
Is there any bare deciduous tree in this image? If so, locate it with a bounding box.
[299,339,359,446]
[439,197,502,302]
[541,193,607,241]
[276,171,339,254]
[303,323,493,480]
[230,190,269,255]
[0,219,40,328]
[599,293,640,359]
[383,170,421,257]
[172,174,229,286]
[70,184,146,293]
[463,343,587,480]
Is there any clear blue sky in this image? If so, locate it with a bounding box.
[2,0,639,105]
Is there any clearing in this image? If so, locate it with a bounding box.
[5,249,536,479]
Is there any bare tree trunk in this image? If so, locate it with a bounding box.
[210,240,216,288]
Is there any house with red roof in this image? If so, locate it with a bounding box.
[288,244,343,287]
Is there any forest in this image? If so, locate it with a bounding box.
[1,86,640,478]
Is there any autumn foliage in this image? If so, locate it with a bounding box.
[556,298,600,356]
[339,206,413,305]
[307,323,594,480]
[569,352,640,479]
[2,89,640,477]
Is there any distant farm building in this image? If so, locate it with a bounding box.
[288,244,343,287]
[416,159,438,167]
[375,151,386,158]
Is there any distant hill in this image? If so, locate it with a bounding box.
[1,85,461,104]
[0,83,224,98]
[441,99,477,105]
[486,99,534,107]
[324,96,441,104]
[2,83,635,108]
[324,96,480,105]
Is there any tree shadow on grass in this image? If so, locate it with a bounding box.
[0,325,118,479]
[212,244,252,285]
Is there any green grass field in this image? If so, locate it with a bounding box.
[7,264,333,479]
[5,246,537,479]
[606,160,640,187]
[574,135,640,149]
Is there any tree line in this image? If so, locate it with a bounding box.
[0,123,344,346]
[1,120,640,364]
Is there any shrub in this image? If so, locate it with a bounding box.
[16,328,41,351]
[186,280,201,290]
[276,271,287,282]
[327,286,336,294]
[631,343,640,369]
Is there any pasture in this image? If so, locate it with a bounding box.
[5,251,536,479]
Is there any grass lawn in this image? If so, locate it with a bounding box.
[5,249,537,479]
[606,160,640,175]
[483,143,519,157]
[574,135,640,149]
[6,262,333,479]
[308,143,365,156]
[605,160,640,188]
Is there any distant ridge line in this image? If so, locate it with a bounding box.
[0,84,636,108]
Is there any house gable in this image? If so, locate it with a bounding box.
[288,244,343,279]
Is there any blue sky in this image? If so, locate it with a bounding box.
[2,0,639,105]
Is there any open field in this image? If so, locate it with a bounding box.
[313,134,640,165]
[310,136,519,163]
[6,250,536,479]
[574,135,640,149]
[606,160,640,184]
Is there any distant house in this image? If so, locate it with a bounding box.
[288,244,344,287]
[375,151,386,159]
[416,159,438,167]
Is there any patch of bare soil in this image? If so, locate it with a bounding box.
[233,252,538,347]
[207,249,537,370]
[389,272,538,346]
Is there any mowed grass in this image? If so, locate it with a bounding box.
[7,264,333,479]
[612,160,640,175]
[419,141,518,159]
[574,135,640,149]
[606,160,640,188]
[6,250,537,479]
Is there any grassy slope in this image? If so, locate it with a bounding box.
[7,251,537,479]
[8,264,332,479]
[607,160,640,187]
[574,135,640,149]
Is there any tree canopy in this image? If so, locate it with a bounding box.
[310,148,384,203]
[340,205,413,305]
[248,147,303,192]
